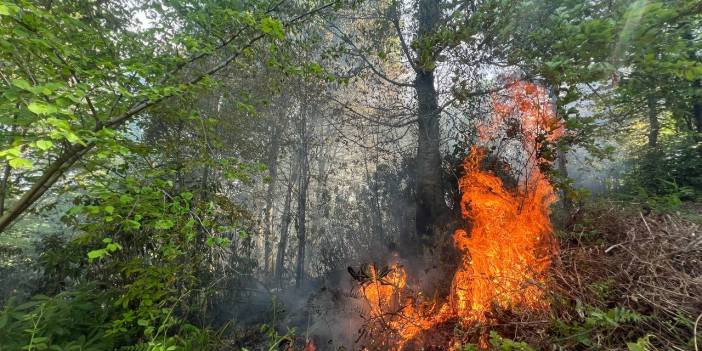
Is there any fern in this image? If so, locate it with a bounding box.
[554,306,648,348]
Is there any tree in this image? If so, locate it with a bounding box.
[328,0,520,245]
[0,0,336,233]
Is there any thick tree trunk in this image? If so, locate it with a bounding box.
[647,94,659,147]
[295,112,310,289]
[413,0,446,243]
[274,157,298,284]
[414,72,445,242]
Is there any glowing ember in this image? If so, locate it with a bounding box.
[304,339,316,351]
[356,81,561,350]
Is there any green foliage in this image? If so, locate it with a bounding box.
[259,324,296,351]
[462,331,536,351]
[488,331,536,351]
[553,306,647,348]
[0,148,256,350]
[0,286,221,351]
[620,136,702,208]
[0,287,113,351]
[0,0,304,235]
[626,334,654,351]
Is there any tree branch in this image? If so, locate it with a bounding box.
[0,1,337,233]
[389,1,417,72]
[328,22,414,88]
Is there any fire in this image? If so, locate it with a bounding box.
[356,81,561,350]
[450,146,556,320]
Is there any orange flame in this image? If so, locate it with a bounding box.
[357,81,561,350]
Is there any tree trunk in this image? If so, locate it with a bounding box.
[647,94,659,147]
[693,79,701,133]
[683,31,702,133]
[548,83,572,213]
[274,156,299,284]
[311,137,330,269]
[0,143,91,233]
[263,117,286,274]
[363,154,384,241]
[556,151,572,210]
[0,163,11,217]
[295,111,310,289]
[413,0,445,243]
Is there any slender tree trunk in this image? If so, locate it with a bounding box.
[295,111,310,289]
[174,120,185,190]
[647,94,659,147]
[556,152,572,209]
[311,142,329,266]
[275,156,299,284]
[263,117,286,274]
[693,79,702,133]
[548,82,572,213]
[683,31,702,133]
[0,143,91,233]
[363,155,384,240]
[0,163,11,216]
[413,0,446,243]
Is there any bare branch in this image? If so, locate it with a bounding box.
[389,1,417,72]
[328,22,414,88]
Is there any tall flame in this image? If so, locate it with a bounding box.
[357,81,561,350]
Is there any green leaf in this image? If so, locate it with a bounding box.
[39,82,63,95]
[106,243,120,252]
[87,249,107,260]
[104,205,114,214]
[626,343,643,351]
[64,131,84,145]
[47,117,70,130]
[36,140,53,151]
[154,219,174,230]
[0,147,21,158]
[308,63,323,74]
[28,101,58,115]
[11,79,31,91]
[119,194,133,204]
[180,192,193,201]
[259,17,284,39]
[9,157,33,169]
[124,219,141,230]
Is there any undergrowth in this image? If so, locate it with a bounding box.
[464,199,701,351]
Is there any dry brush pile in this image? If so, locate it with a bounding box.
[541,201,702,350]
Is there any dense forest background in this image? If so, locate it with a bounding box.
[0,0,700,350]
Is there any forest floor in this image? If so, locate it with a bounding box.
[502,199,702,350]
[235,200,702,350]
